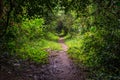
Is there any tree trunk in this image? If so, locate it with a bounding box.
[0,0,3,18]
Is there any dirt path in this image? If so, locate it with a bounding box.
[58,37,68,51]
[22,37,86,80]
[44,37,86,80]
[0,37,86,80]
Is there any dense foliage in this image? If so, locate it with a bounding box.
[0,0,120,79]
[64,0,120,79]
[0,0,61,72]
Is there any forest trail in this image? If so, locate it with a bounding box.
[0,38,86,80]
[36,37,86,80]
[22,37,86,80]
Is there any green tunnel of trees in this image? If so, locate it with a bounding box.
[0,0,120,79]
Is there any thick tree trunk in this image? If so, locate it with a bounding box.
[0,0,13,37]
[6,0,13,27]
[0,0,3,18]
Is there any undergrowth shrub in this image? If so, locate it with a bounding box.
[66,29,120,79]
[3,18,61,64]
[15,18,61,63]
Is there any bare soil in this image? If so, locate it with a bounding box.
[0,37,86,80]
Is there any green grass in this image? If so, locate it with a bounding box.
[45,32,60,42]
[44,32,62,50]
[65,35,82,62]
[42,39,62,50]
[16,33,62,64]
[65,37,82,48]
